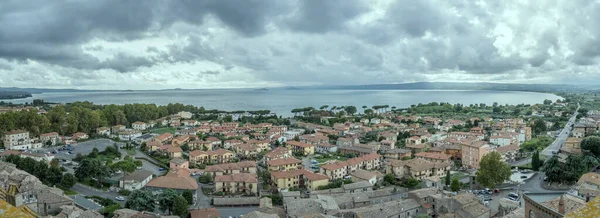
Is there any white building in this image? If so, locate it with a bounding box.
[370,118,381,124]
[132,122,148,131]
[118,170,154,191]
[177,111,193,119]
[39,132,61,146]
[117,130,142,141]
[490,135,513,146]
[2,130,33,150]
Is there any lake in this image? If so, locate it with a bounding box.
[6,89,561,117]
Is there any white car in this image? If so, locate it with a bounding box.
[115,196,125,201]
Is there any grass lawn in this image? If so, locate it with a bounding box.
[314,155,348,164]
[450,172,469,181]
[151,127,176,135]
[126,149,135,156]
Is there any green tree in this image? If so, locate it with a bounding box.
[125,190,155,212]
[344,106,357,115]
[198,173,213,184]
[60,173,76,189]
[532,119,548,136]
[158,189,179,214]
[74,159,110,186]
[182,190,194,205]
[445,171,451,186]
[542,155,562,182]
[172,196,189,217]
[581,136,600,157]
[476,152,511,188]
[531,150,541,171]
[450,178,460,192]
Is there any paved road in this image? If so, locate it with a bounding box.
[217,207,259,217]
[194,182,212,209]
[71,183,127,206]
[510,105,579,167]
[41,139,127,160]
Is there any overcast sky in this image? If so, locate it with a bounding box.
[1,0,600,90]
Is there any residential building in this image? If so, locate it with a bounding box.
[39,132,61,146]
[383,148,412,160]
[264,147,292,163]
[561,137,583,155]
[205,161,257,177]
[0,150,55,163]
[571,172,600,199]
[414,152,451,163]
[337,198,422,218]
[524,193,585,218]
[166,146,183,158]
[267,157,302,172]
[573,122,597,138]
[146,169,198,198]
[177,111,193,119]
[111,125,126,133]
[320,153,381,180]
[432,193,491,218]
[386,158,451,180]
[154,133,173,144]
[214,173,258,195]
[132,121,148,130]
[379,140,395,151]
[496,144,520,163]
[2,130,32,150]
[490,135,514,146]
[339,144,377,157]
[96,127,110,136]
[169,158,189,170]
[189,149,234,165]
[171,135,190,147]
[336,137,355,147]
[286,141,315,156]
[405,136,423,146]
[189,208,221,218]
[189,140,212,151]
[315,142,338,154]
[118,170,153,191]
[271,169,329,191]
[117,129,142,141]
[461,141,491,169]
[350,169,377,185]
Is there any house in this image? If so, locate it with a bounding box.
[0,150,55,163]
[2,130,33,150]
[286,141,315,156]
[336,137,355,147]
[461,141,491,169]
[131,121,148,130]
[118,170,153,191]
[337,198,422,218]
[175,129,196,135]
[496,144,520,162]
[154,133,173,144]
[561,137,583,155]
[214,173,258,195]
[315,142,338,154]
[177,111,193,119]
[189,140,212,151]
[490,135,514,146]
[405,143,426,154]
[181,119,198,127]
[320,153,381,180]
[40,132,61,146]
[96,127,110,136]
[414,152,451,163]
[383,148,412,160]
[189,149,234,165]
[147,141,163,152]
[205,161,257,177]
[72,132,88,141]
[339,145,377,157]
[190,208,221,218]
[169,158,189,170]
[406,136,423,146]
[573,122,597,138]
[350,169,377,185]
[263,147,292,163]
[267,157,302,172]
[386,158,451,180]
[117,129,142,141]
[379,140,395,151]
[223,139,243,149]
[171,135,190,147]
[271,169,329,191]
[146,169,198,194]
[166,146,183,158]
[343,181,373,193]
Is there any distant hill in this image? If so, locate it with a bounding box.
[313,82,591,93]
[0,90,33,100]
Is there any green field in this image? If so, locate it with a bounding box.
[151,127,176,135]
[314,155,348,164]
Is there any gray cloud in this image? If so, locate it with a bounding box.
[1,0,600,89]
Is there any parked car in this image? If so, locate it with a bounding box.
[158,168,165,171]
[115,196,125,201]
[481,195,492,201]
[343,175,352,179]
[520,175,527,179]
[485,188,492,195]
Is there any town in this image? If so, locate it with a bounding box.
[0,94,600,218]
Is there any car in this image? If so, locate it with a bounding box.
[115,196,125,201]
[137,166,143,170]
[507,196,517,201]
[485,188,492,194]
[158,168,165,171]
[343,175,352,179]
[520,175,527,179]
[481,195,492,201]
[543,177,548,181]
[494,189,500,193]
[115,170,122,174]
[508,192,519,199]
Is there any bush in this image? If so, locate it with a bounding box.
[118,190,131,196]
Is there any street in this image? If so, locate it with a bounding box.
[71,183,127,206]
[510,105,579,167]
[217,207,259,217]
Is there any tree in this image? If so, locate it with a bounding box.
[445,171,451,186]
[344,106,357,115]
[75,159,110,186]
[125,190,155,212]
[450,178,460,192]
[158,189,179,214]
[476,152,511,188]
[581,136,600,157]
[182,190,194,205]
[543,99,552,105]
[172,196,189,217]
[60,173,76,189]
[531,150,541,171]
[532,119,547,136]
[384,173,396,185]
[198,173,213,184]
[542,155,562,182]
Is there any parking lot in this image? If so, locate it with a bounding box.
[43,139,126,160]
[470,188,521,214]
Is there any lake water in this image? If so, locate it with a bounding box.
[7,89,561,117]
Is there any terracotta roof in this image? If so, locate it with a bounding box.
[267,157,302,167]
[271,169,305,179]
[190,208,221,218]
[264,147,290,158]
[155,133,173,141]
[351,169,377,180]
[578,172,600,186]
[303,170,329,181]
[541,194,586,215]
[146,169,198,190]
[5,130,28,135]
[286,140,313,148]
[415,152,450,160]
[40,132,58,137]
[167,146,183,153]
[215,173,257,183]
[205,161,256,172]
[189,149,233,157]
[496,144,519,153]
[565,196,600,218]
[132,121,145,125]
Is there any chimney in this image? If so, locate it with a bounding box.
[558,195,565,214]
